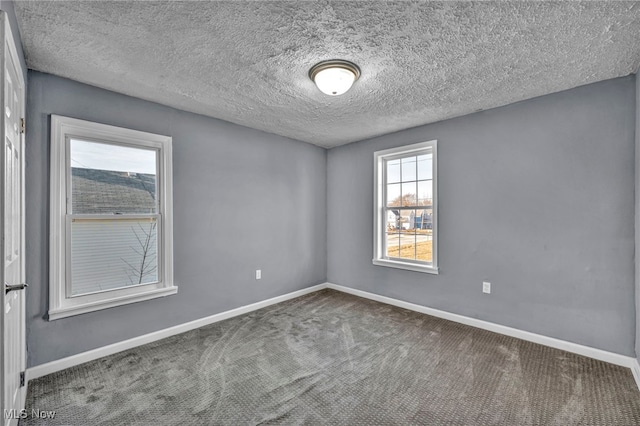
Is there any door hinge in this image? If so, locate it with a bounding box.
[20,118,25,134]
[20,371,25,387]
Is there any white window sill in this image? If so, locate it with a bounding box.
[372,258,439,274]
[48,285,178,320]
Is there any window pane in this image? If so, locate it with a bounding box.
[401,182,417,206]
[71,218,158,296]
[386,209,400,232]
[398,210,416,260]
[385,208,400,258]
[417,154,432,180]
[386,209,413,259]
[387,159,401,184]
[71,139,157,214]
[417,180,433,206]
[401,156,416,182]
[415,209,433,263]
[385,209,431,262]
[386,183,401,207]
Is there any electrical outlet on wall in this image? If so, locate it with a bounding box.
[482,281,491,294]
[256,269,261,280]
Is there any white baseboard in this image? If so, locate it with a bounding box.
[631,359,640,391]
[28,281,639,391]
[326,283,637,369]
[26,283,328,381]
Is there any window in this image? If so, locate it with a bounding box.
[373,140,438,274]
[49,116,175,320]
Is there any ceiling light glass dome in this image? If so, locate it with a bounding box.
[309,60,361,96]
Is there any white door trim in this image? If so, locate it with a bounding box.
[0,10,26,426]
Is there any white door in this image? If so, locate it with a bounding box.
[1,11,26,426]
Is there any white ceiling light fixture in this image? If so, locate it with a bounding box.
[309,60,361,96]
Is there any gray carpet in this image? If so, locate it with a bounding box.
[22,289,640,425]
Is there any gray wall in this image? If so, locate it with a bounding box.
[25,71,327,367]
[636,71,640,362]
[328,76,636,356]
[22,70,639,365]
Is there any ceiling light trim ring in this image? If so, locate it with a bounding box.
[308,59,361,82]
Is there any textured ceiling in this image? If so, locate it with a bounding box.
[14,1,640,148]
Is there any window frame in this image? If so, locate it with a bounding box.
[49,115,176,320]
[373,140,439,274]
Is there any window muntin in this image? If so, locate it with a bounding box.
[50,116,175,320]
[374,141,438,274]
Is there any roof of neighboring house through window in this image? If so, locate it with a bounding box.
[71,168,156,214]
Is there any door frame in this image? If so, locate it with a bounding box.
[0,10,27,425]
